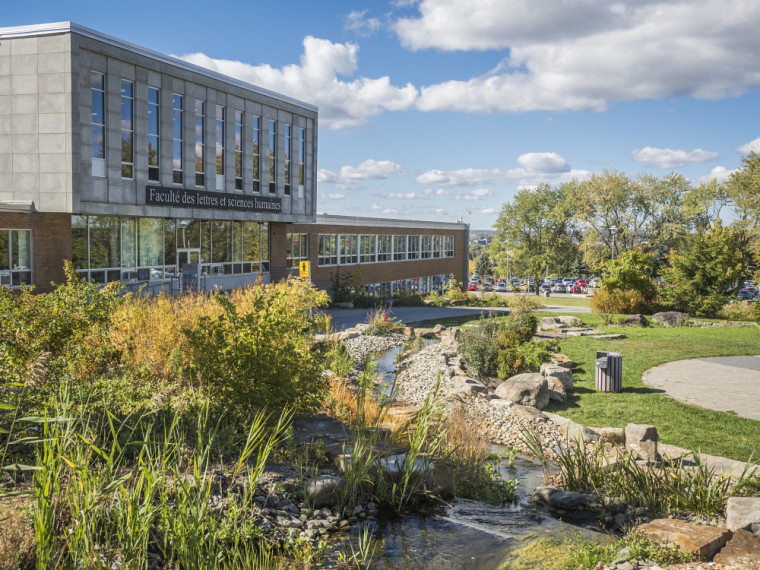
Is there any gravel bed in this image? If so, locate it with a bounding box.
[341,333,408,365]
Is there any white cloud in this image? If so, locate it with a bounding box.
[435,208,447,215]
[480,207,496,214]
[737,137,760,155]
[344,10,382,36]
[415,168,509,186]
[631,147,719,168]
[326,193,345,200]
[517,152,569,173]
[698,166,736,184]
[179,37,417,130]
[388,192,417,199]
[382,208,400,215]
[399,0,760,113]
[370,203,382,210]
[319,159,405,189]
[455,188,495,201]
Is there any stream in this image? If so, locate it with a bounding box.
[366,343,610,569]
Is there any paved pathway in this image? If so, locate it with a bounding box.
[642,356,760,421]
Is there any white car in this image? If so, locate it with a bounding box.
[553,282,567,293]
[494,281,507,292]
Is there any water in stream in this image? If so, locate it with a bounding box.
[365,343,609,569]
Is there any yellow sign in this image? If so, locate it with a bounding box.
[299,261,311,278]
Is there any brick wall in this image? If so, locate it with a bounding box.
[0,212,71,293]
[287,222,468,292]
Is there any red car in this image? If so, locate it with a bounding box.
[569,284,582,294]
[468,282,478,291]
[575,280,587,287]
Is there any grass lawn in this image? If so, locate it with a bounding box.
[416,311,760,462]
[539,296,593,308]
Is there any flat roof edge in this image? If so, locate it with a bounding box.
[310,213,468,231]
[0,21,318,113]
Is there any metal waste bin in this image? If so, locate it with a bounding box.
[595,350,622,392]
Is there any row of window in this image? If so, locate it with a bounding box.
[317,234,456,266]
[90,72,306,195]
[72,215,270,285]
[362,274,453,298]
[286,233,309,268]
[0,229,32,287]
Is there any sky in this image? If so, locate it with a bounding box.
[6,0,760,229]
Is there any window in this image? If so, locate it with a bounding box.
[318,234,338,266]
[234,111,243,190]
[252,116,261,192]
[340,234,358,265]
[284,124,291,195]
[90,71,106,177]
[120,80,134,179]
[268,120,277,194]
[433,235,443,258]
[421,235,432,259]
[445,235,455,257]
[377,235,392,262]
[359,234,376,263]
[172,94,183,184]
[195,100,205,187]
[298,127,305,188]
[0,229,32,287]
[147,87,160,182]
[286,233,309,267]
[393,235,407,261]
[215,105,224,190]
[408,235,420,260]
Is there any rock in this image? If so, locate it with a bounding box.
[713,528,760,566]
[625,423,659,461]
[378,454,455,498]
[558,315,583,327]
[540,317,563,330]
[510,404,548,422]
[547,376,566,403]
[726,497,760,534]
[540,363,574,391]
[532,486,595,510]
[636,518,731,559]
[565,422,600,443]
[624,314,648,327]
[489,398,513,409]
[495,373,549,410]
[433,324,446,335]
[440,327,460,345]
[600,427,626,445]
[305,475,347,508]
[551,353,573,369]
[403,327,416,337]
[652,311,687,327]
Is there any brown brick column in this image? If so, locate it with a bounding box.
[268,221,290,283]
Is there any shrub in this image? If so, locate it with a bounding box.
[718,301,758,322]
[460,313,505,380]
[353,294,383,309]
[425,290,446,307]
[591,288,653,314]
[364,310,404,336]
[392,293,426,307]
[181,279,329,415]
[496,340,553,378]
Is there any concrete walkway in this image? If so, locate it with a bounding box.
[642,356,760,421]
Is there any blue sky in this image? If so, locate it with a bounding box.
[6,1,760,229]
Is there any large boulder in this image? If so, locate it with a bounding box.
[652,311,687,327]
[558,315,583,327]
[624,314,648,327]
[546,376,566,403]
[495,373,549,410]
[637,518,732,559]
[625,423,659,462]
[726,497,760,534]
[539,316,583,330]
[305,475,347,508]
[540,363,574,391]
[714,529,760,566]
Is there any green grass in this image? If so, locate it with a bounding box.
[539,296,593,308]
[544,313,760,462]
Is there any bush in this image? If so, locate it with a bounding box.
[496,340,553,378]
[353,294,383,309]
[460,313,506,380]
[181,279,329,415]
[591,288,654,314]
[392,293,426,307]
[718,301,758,322]
[364,309,404,336]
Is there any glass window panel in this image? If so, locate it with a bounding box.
[91,125,105,160]
[200,220,211,265]
[121,218,137,268]
[215,106,224,176]
[71,215,88,269]
[177,219,199,249]
[242,222,261,262]
[164,219,177,266]
[211,221,232,263]
[0,231,8,270]
[138,218,163,267]
[88,216,120,269]
[260,223,269,263]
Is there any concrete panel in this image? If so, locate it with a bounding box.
[39,92,69,114]
[39,191,69,212]
[0,76,9,96]
[40,172,65,193]
[38,113,67,134]
[13,154,39,173]
[0,41,8,57]
[0,95,9,115]
[0,134,10,154]
[38,73,68,94]
[12,114,37,134]
[11,54,38,76]
[39,153,68,173]
[0,153,10,171]
[11,133,38,153]
[40,133,66,153]
[0,190,12,201]
[10,38,38,56]
[0,117,9,135]
[12,93,38,114]
[37,34,70,54]
[12,172,39,194]
[38,52,69,75]
[11,75,38,95]
[0,56,9,76]
[107,59,135,80]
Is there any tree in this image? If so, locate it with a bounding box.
[474,253,491,277]
[726,152,760,281]
[493,183,578,280]
[599,249,658,302]
[659,223,746,317]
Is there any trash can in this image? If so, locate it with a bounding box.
[542,290,551,297]
[595,350,622,392]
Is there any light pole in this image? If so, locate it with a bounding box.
[610,226,618,261]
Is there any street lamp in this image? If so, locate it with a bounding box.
[610,226,618,261]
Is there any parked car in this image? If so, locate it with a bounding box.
[569,284,583,294]
[575,279,587,288]
[482,282,493,292]
[737,288,757,300]
[494,281,507,292]
[468,281,478,291]
[539,284,552,293]
[552,283,567,293]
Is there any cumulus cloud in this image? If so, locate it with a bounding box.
[344,10,382,36]
[318,159,405,189]
[698,166,736,184]
[455,188,495,201]
[370,203,382,210]
[480,207,497,214]
[435,208,447,215]
[415,168,510,186]
[737,137,760,155]
[382,208,400,215]
[631,147,719,168]
[517,152,570,173]
[388,192,416,199]
[179,37,417,130]
[399,0,760,113]
[326,193,345,199]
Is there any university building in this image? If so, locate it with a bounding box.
[0,22,468,296]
